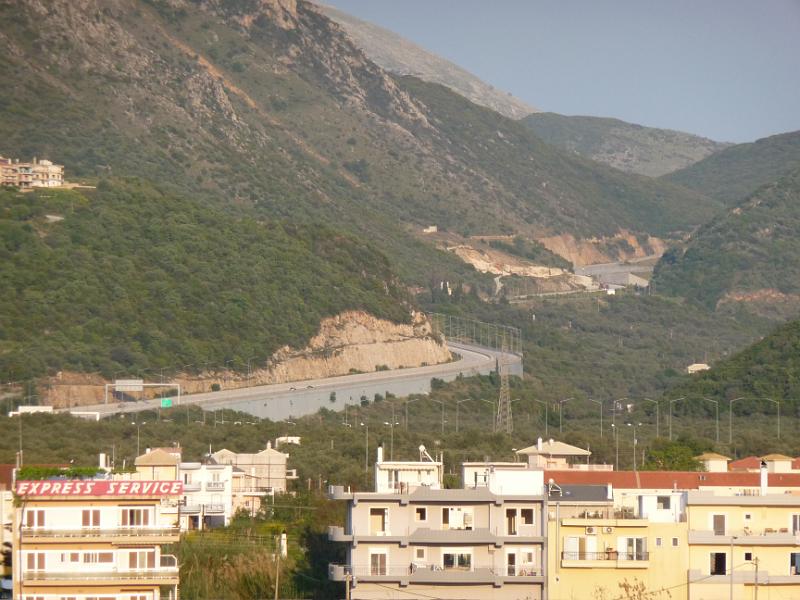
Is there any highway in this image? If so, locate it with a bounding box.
[61,342,522,421]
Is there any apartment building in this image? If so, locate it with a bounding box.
[0,157,63,189]
[210,443,297,516]
[133,448,233,531]
[1,466,13,598]
[328,446,547,600]
[13,478,181,600]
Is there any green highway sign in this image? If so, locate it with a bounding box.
[160,398,173,408]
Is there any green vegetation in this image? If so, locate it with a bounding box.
[522,112,728,177]
[652,168,800,318]
[664,130,800,205]
[0,181,410,380]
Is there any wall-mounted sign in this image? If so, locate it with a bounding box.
[114,379,144,392]
[15,480,183,497]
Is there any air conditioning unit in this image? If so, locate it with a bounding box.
[604,527,614,534]
[585,526,597,535]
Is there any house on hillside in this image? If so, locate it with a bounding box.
[0,156,64,188]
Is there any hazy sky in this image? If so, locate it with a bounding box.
[326,0,800,143]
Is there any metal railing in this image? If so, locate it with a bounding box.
[23,567,178,581]
[21,526,179,538]
[205,481,226,491]
[429,313,522,356]
[562,551,649,561]
[160,554,178,568]
[329,563,540,578]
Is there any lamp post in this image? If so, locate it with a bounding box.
[702,397,720,443]
[730,535,736,600]
[613,397,628,430]
[589,398,603,437]
[360,422,369,486]
[429,399,445,435]
[383,421,400,460]
[643,398,660,438]
[455,399,471,433]
[728,397,745,445]
[558,397,574,434]
[668,397,684,441]
[627,422,642,471]
[131,421,146,456]
[246,356,257,386]
[534,399,549,437]
[611,423,619,470]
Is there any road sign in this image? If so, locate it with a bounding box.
[115,379,144,392]
[160,398,173,408]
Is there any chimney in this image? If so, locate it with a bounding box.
[537,437,543,451]
[606,483,613,500]
[376,444,384,464]
[760,460,768,495]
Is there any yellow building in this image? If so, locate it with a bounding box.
[687,491,800,600]
[547,483,689,600]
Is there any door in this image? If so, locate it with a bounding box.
[713,514,726,536]
[506,552,516,576]
[370,552,387,576]
[506,509,517,535]
[792,514,800,535]
[563,536,580,560]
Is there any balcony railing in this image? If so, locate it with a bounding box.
[23,567,178,581]
[328,563,542,582]
[562,551,649,561]
[183,482,201,492]
[21,526,179,539]
[160,554,178,568]
[205,481,226,491]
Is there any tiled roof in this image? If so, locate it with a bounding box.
[761,453,793,461]
[134,448,179,466]
[517,440,591,457]
[695,452,730,461]
[545,470,800,490]
[729,456,762,470]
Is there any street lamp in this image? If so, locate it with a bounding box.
[428,399,445,435]
[360,422,369,486]
[728,397,745,445]
[643,398,660,438]
[455,399,471,433]
[702,397,720,443]
[668,397,685,441]
[611,423,619,470]
[383,421,400,460]
[613,397,628,429]
[534,399,548,437]
[131,421,146,456]
[246,356,257,386]
[558,397,574,434]
[589,398,603,437]
[627,422,643,471]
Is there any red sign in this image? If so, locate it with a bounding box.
[15,480,183,497]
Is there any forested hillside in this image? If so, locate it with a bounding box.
[522,112,728,177]
[0,181,410,380]
[652,168,800,319]
[0,0,718,280]
[664,130,800,204]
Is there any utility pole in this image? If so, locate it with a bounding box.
[274,535,280,600]
[495,336,512,434]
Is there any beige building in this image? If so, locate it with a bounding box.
[13,478,181,600]
[328,446,547,599]
[0,156,64,189]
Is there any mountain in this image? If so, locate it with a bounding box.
[522,113,729,177]
[0,181,411,380]
[0,0,720,271]
[652,168,800,319]
[664,130,800,204]
[667,318,800,410]
[314,3,538,120]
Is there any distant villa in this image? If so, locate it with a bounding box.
[0,155,64,189]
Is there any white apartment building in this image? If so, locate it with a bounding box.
[0,157,64,188]
[328,445,547,600]
[13,478,181,600]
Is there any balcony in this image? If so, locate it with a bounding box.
[688,529,800,546]
[20,526,180,541]
[561,551,649,569]
[23,564,179,584]
[205,481,226,491]
[327,526,543,548]
[328,563,544,586]
[183,482,201,492]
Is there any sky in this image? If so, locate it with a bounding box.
[326,0,800,143]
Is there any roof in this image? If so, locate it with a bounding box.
[761,453,793,461]
[135,448,179,467]
[695,452,730,461]
[729,456,761,470]
[548,484,611,503]
[545,470,800,490]
[517,439,591,457]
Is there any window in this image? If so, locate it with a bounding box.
[121,507,150,527]
[369,508,388,534]
[712,514,726,536]
[26,552,45,570]
[442,507,473,531]
[415,507,427,522]
[672,538,679,547]
[129,550,155,570]
[793,514,800,535]
[521,508,534,525]
[25,510,45,528]
[414,547,426,561]
[443,550,472,571]
[655,537,662,547]
[790,552,800,575]
[369,551,387,576]
[84,552,114,563]
[82,509,100,527]
[656,496,671,510]
[710,552,727,575]
[744,513,752,520]
[619,537,647,561]
[744,552,752,561]
[506,508,518,535]
[59,552,80,563]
